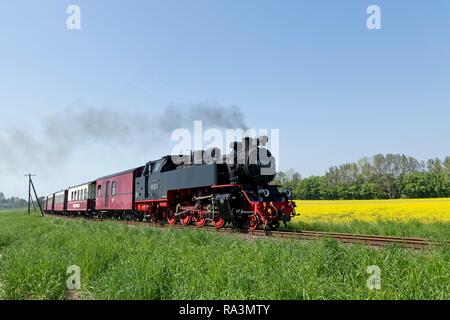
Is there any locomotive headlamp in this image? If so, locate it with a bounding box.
[284,190,292,198]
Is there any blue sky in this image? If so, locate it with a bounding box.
[0,1,449,198]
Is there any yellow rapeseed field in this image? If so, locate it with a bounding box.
[293,198,450,224]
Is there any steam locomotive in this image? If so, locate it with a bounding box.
[43,136,296,230]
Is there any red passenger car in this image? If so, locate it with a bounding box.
[53,190,67,213]
[95,168,143,214]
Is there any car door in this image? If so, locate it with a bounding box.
[105,180,110,208]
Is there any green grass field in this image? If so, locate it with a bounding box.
[0,210,449,300]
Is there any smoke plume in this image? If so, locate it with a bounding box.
[0,102,248,173]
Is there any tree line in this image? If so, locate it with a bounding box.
[0,192,28,209]
[274,154,450,200]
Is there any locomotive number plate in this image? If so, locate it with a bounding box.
[150,183,159,190]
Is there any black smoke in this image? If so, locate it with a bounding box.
[0,102,248,173]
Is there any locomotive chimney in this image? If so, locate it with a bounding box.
[242,137,257,151]
[229,141,245,165]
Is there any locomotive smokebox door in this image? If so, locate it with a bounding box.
[215,194,232,219]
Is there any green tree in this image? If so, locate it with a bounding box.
[275,154,449,200]
[297,176,323,200]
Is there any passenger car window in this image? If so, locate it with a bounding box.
[111,182,117,196]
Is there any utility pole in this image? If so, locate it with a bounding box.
[25,174,35,214]
[25,174,44,216]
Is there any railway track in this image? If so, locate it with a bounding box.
[47,214,449,250]
[247,229,449,249]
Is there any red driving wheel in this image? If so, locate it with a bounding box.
[195,211,207,227]
[166,208,177,225]
[213,216,225,229]
[248,215,259,231]
[180,213,192,225]
[177,202,191,225]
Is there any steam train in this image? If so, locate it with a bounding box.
[42,136,296,230]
